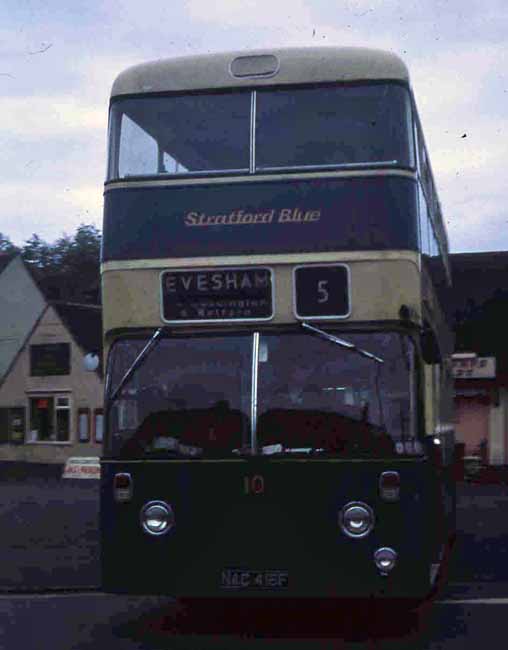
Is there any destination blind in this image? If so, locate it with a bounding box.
[161,267,273,322]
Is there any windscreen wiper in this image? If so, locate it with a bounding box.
[301,322,384,364]
[108,327,168,406]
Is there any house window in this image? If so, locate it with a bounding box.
[29,395,71,442]
[78,408,90,442]
[30,343,70,376]
[0,408,26,444]
[94,409,104,444]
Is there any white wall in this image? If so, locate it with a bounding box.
[0,305,103,463]
[0,257,46,380]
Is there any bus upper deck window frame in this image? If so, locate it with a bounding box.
[253,82,416,173]
[106,82,417,183]
[107,92,252,181]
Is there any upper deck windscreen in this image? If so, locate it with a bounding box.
[255,84,413,170]
[107,83,414,180]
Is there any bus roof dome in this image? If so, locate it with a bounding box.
[110,47,410,98]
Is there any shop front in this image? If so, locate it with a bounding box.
[453,353,507,466]
[0,303,103,465]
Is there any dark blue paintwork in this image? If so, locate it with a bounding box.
[102,175,418,261]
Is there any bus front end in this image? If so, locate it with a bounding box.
[100,47,455,613]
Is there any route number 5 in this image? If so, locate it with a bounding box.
[317,280,329,303]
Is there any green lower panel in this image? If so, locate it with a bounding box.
[101,457,441,600]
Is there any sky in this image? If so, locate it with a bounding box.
[1,0,507,252]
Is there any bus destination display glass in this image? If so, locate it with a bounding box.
[161,267,273,322]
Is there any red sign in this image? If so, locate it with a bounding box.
[452,355,496,379]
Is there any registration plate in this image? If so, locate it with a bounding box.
[221,569,289,590]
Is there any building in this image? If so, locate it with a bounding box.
[0,301,103,463]
[449,252,508,465]
[0,254,46,383]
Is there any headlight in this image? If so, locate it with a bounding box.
[339,502,374,538]
[374,547,397,574]
[140,501,174,536]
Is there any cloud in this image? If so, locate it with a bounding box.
[69,51,155,106]
[184,0,313,27]
[181,0,403,52]
[1,181,103,245]
[1,133,106,189]
[1,0,507,253]
[410,45,506,119]
[402,42,508,251]
[448,199,508,253]
[1,96,106,137]
[438,148,508,252]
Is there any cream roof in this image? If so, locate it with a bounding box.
[111,47,409,98]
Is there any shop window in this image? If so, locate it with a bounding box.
[94,409,104,444]
[29,395,71,442]
[78,408,90,442]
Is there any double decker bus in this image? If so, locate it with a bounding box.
[100,47,455,614]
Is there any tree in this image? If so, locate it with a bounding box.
[20,224,102,304]
[58,225,102,303]
[21,234,52,268]
[0,233,19,255]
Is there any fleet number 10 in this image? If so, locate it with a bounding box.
[243,475,265,495]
